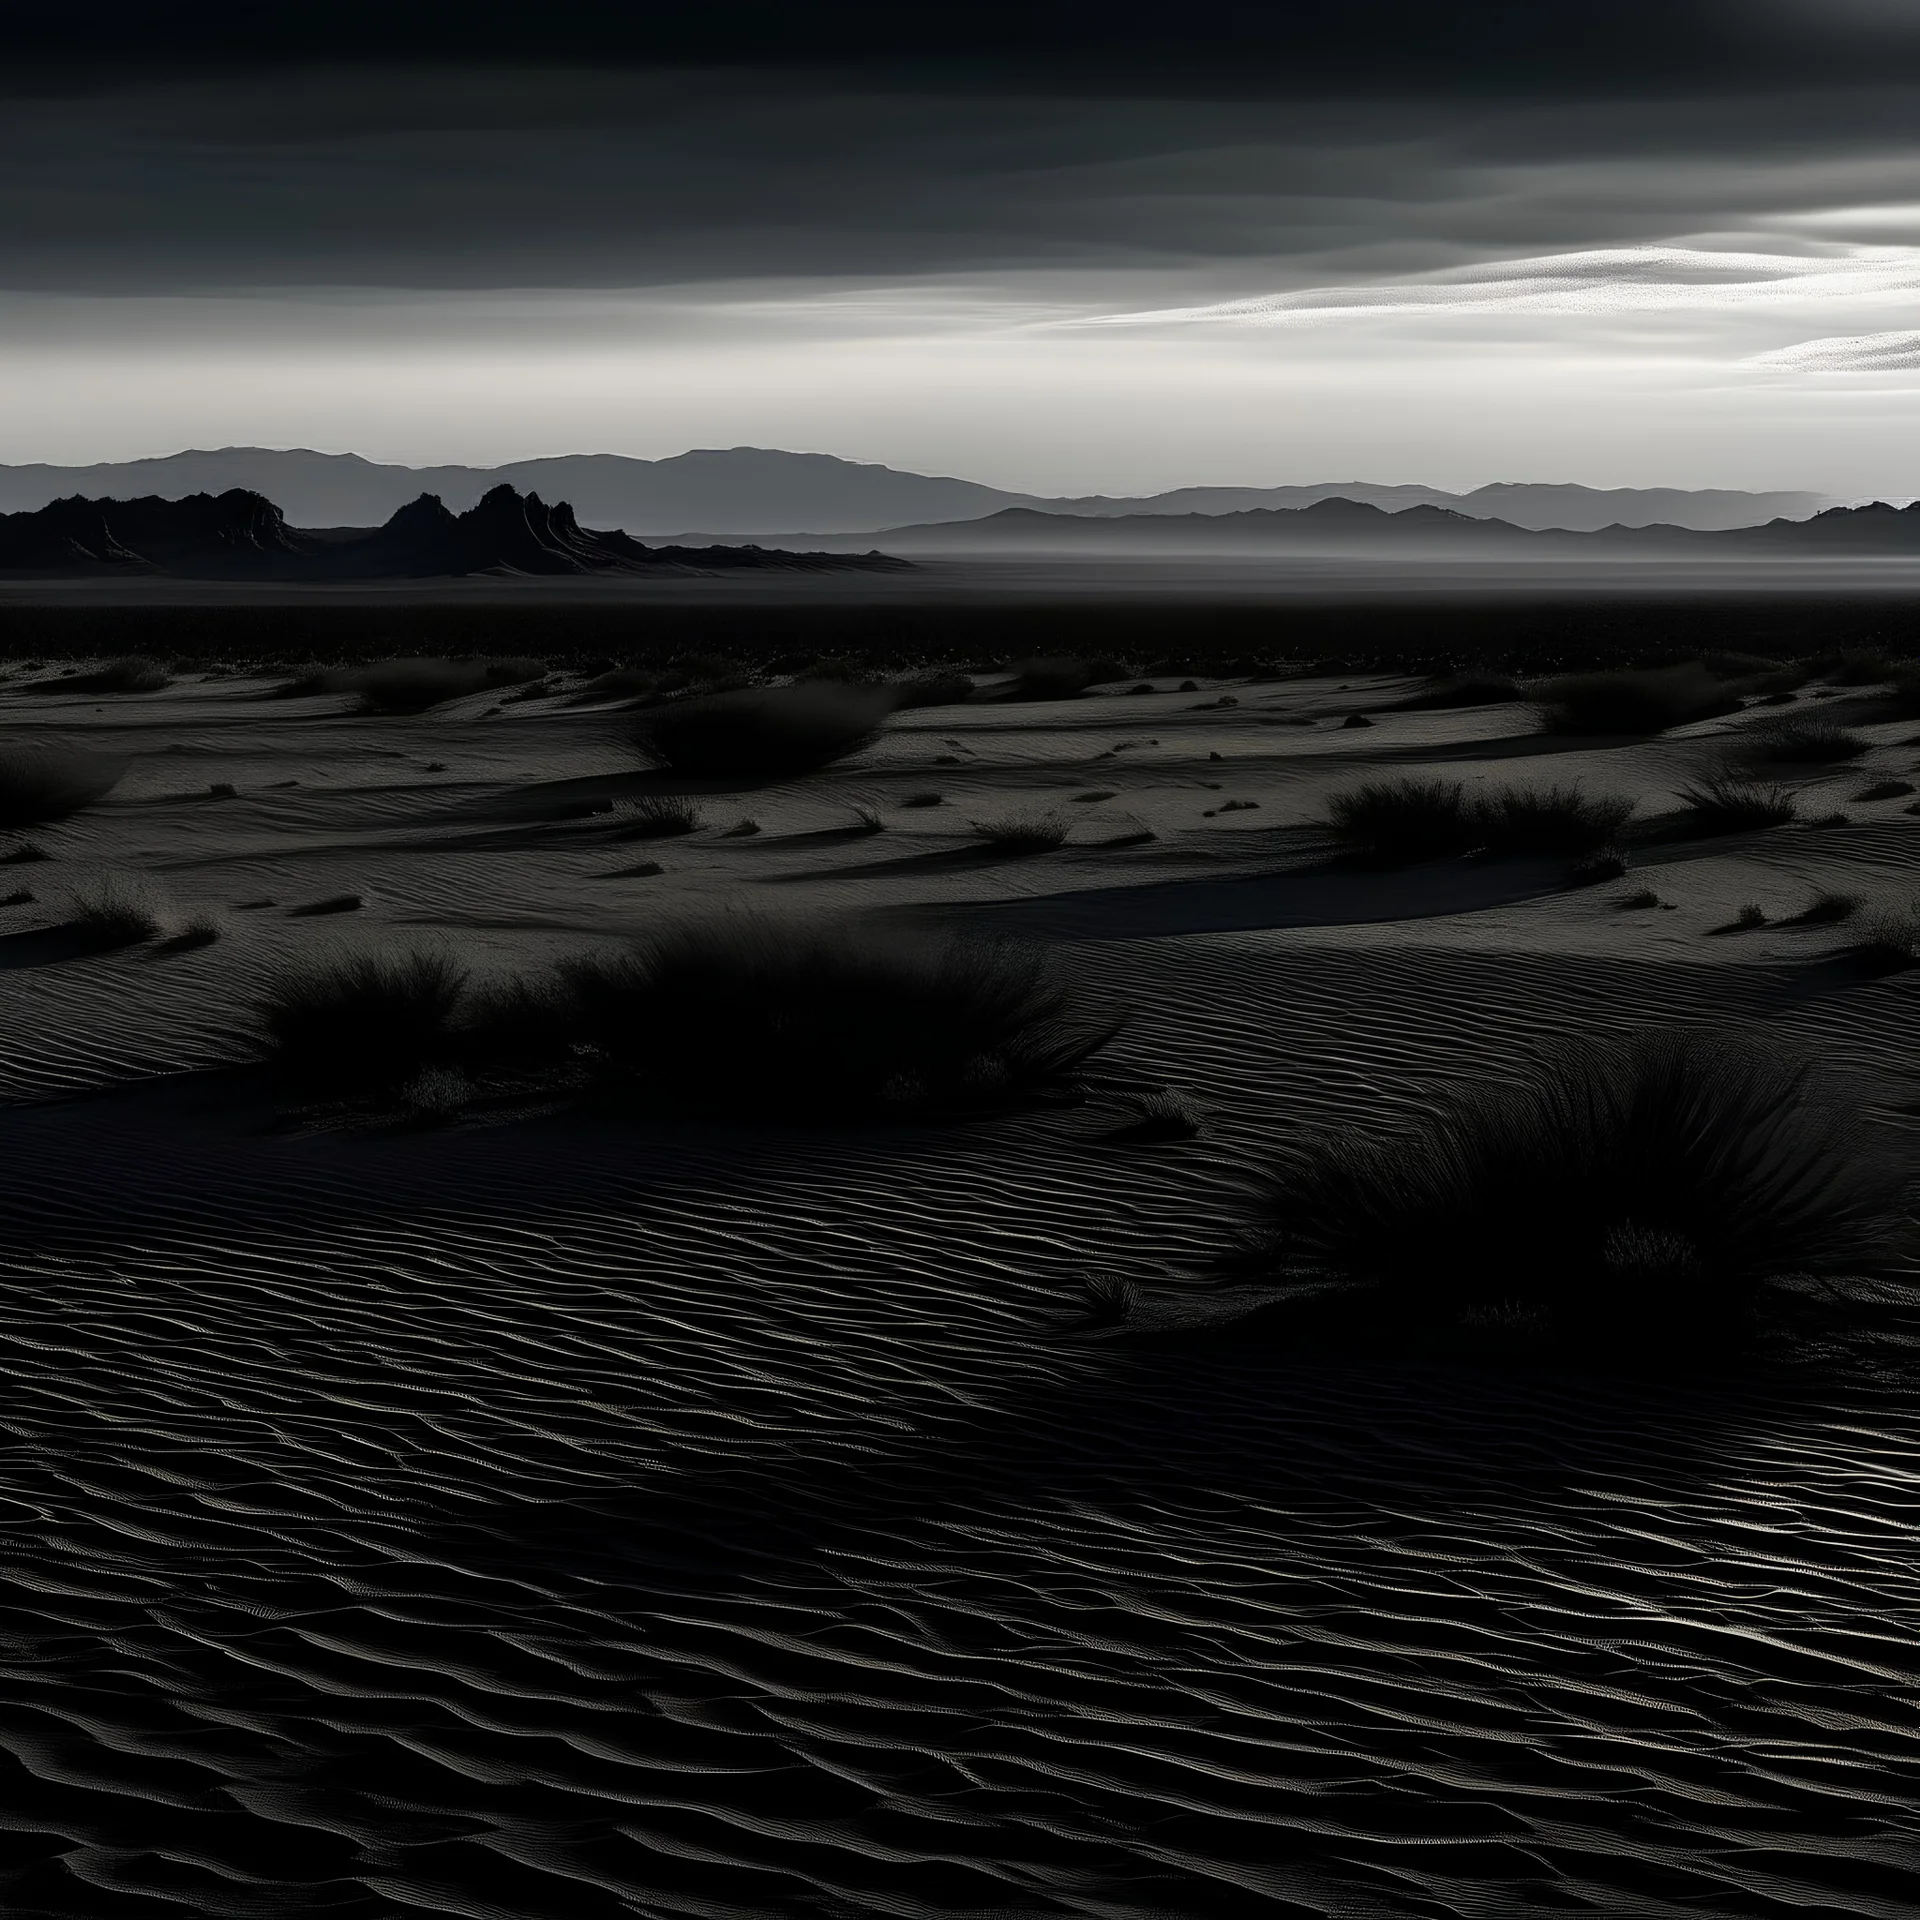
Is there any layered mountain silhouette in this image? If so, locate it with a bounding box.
[829,495,1920,557]
[0,447,1834,535]
[0,486,910,578]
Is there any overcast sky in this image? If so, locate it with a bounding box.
[10,3,1920,493]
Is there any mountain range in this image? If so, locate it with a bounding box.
[0,486,909,579]
[0,447,1835,536]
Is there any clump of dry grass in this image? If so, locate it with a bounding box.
[1737,716,1870,764]
[558,918,1121,1117]
[1239,1030,1902,1352]
[254,948,470,1085]
[1326,778,1631,863]
[971,814,1068,853]
[618,797,703,839]
[1671,773,1798,834]
[63,876,166,950]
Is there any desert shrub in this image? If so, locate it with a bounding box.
[557,919,1120,1117]
[64,876,164,950]
[1617,887,1662,909]
[1723,902,1768,932]
[0,744,125,828]
[618,797,702,839]
[1239,1031,1899,1348]
[1737,716,1870,763]
[849,806,885,834]
[892,673,975,709]
[255,948,469,1084]
[349,659,493,713]
[971,813,1069,852]
[1568,850,1629,885]
[1471,784,1634,856]
[1008,657,1125,700]
[1854,777,1916,801]
[1395,671,1523,709]
[634,682,895,778]
[1325,779,1470,862]
[1534,664,1741,735]
[1792,889,1861,925]
[1671,773,1798,834]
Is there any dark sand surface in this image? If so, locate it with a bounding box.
[0,662,1916,1915]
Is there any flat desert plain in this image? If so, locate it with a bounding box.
[0,656,1916,1917]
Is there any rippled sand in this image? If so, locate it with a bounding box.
[0,663,1916,1916]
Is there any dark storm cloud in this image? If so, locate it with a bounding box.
[6,5,1920,297]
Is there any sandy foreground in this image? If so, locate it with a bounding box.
[0,663,1917,1917]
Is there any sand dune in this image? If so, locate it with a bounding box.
[0,659,1916,1915]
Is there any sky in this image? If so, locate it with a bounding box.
[10,3,1920,494]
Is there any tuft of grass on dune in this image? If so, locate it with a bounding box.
[1670,772,1799,835]
[63,875,166,950]
[27,655,174,695]
[1237,1030,1903,1355]
[254,948,470,1086]
[617,797,703,839]
[1325,778,1631,864]
[1736,715,1871,764]
[557,918,1122,1118]
[971,813,1069,853]
[0,744,126,828]
[1533,663,1742,736]
[633,682,895,778]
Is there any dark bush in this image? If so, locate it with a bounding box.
[1325,779,1629,862]
[557,919,1120,1117]
[43,655,174,695]
[634,682,895,778]
[1791,889,1860,925]
[1325,778,1469,862]
[1737,716,1870,763]
[349,660,495,713]
[0,745,125,827]
[255,948,469,1084]
[1239,1031,1900,1348]
[64,876,164,950]
[1671,773,1798,834]
[1534,664,1741,735]
[1008,657,1126,700]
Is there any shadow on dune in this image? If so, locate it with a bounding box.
[906,851,1570,939]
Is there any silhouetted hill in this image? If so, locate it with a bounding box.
[838,495,1920,557]
[0,486,910,578]
[0,447,1835,535]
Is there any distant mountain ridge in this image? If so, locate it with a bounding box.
[0,485,910,578]
[0,447,1835,535]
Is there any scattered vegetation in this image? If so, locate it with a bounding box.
[1534,663,1742,736]
[971,813,1069,853]
[618,797,703,839]
[634,682,895,778]
[1670,772,1799,834]
[1569,851,1628,885]
[1238,1031,1900,1351]
[558,919,1120,1117]
[1737,715,1870,764]
[0,745,126,828]
[1617,887,1663,910]
[255,948,470,1085]
[1325,778,1631,863]
[1720,902,1768,932]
